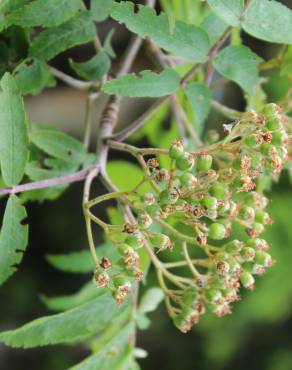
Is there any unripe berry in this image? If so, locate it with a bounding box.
[216,260,230,276]
[209,182,229,200]
[169,140,184,159]
[159,188,179,205]
[272,130,286,146]
[151,233,172,251]
[196,154,213,171]
[183,286,198,307]
[175,152,194,171]
[143,192,156,206]
[94,271,110,287]
[260,143,273,156]
[153,168,169,182]
[145,204,161,217]
[201,196,218,211]
[240,247,256,261]
[246,238,269,251]
[244,134,260,147]
[180,173,197,189]
[138,213,152,228]
[255,211,271,225]
[263,103,279,117]
[225,257,241,275]
[205,288,223,304]
[254,251,272,267]
[240,271,255,289]
[239,205,255,221]
[125,232,144,248]
[266,115,281,131]
[246,222,265,237]
[209,223,226,240]
[225,240,244,254]
[117,243,131,254]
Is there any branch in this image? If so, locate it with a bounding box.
[211,100,244,120]
[0,166,96,196]
[50,67,96,91]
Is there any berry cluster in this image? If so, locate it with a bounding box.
[93,104,289,331]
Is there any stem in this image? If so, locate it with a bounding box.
[50,67,95,91]
[182,242,202,278]
[212,100,244,120]
[0,166,96,196]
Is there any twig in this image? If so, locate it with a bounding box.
[211,100,244,120]
[0,166,96,196]
[50,67,96,91]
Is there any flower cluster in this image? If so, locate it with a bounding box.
[94,104,289,329]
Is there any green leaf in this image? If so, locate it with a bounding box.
[41,282,101,312]
[213,45,261,95]
[0,294,123,348]
[206,0,244,26]
[0,72,28,186]
[201,11,228,46]
[107,161,144,191]
[29,124,87,165]
[29,11,96,61]
[90,0,114,22]
[242,0,292,45]
[70,322,134,370]
[14,58,55,95]
[138,287,164,314]
[102,69,180,98]
[7,0,82,28]
[69,51,111,81]
[281,46,292,77]
[185,82,211,136]
[111,1,210,62]
[0,195,28,286]
[46,243,120,274]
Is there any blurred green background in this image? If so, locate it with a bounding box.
[0,1,292,369]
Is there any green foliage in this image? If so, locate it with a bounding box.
[214,45,261,95]
[137,287,164,330]
[0,72,28,186]
[242,0,292,44]
[7,0,82,28]
[69,51,111,81]
[90,0,114,22]
[185,82,211,136]
[14,58,55,95]
[46,243,120,274]
[103,69,180,97]
[0,293,123,348]
[111,1,210,62]
[0,195,28,286]
[201,10,228,45]
[29,12,96,60]
[29,124,88,165]
[207,0,244,27]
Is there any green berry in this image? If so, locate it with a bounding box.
[240,271,255,289]
[117,243,131,254]
[151,233,172,251]
[125,233,143,248]
[263,103,279,117]
[209,182,229,200]
[225,240,243,253]
[246,238,269,251]
[247,222,265,237]
[260,143,273,156]
[196,154,213,171]
[250,152,263,169]
[169,140,184,159]
[240,247,256,261]
[209,223,226,240]
[183,286,198,306]
[175,152,194,171]
[255,211,271,224]
[180,173,197,189]
[143,192,156,205]
[205,288,222,304]
[138,213,152,228]
[226,257,241,274]
[244,134,259,147]
[113,276,128,288]
[159,188,179,205]
[145,204,161,217]
[272,130,285,146]
[239,205,255,221]
[201,196,217,210]
[266,115,281,131]
[254,251,272,267]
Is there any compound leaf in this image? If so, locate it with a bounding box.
[0,195,28,286]
[206,0,244,26]
[90,0,114,22]
[7,0,82,28]
[242,0,292,45]
[111,1,210,62]
[213,45,261,95]
[14,58,55,95]
[0,72,28,186]
[0,293,122,348]
[185,82,211,136]
[201,11,228,46]
[69,51,111,81]
[103,69,180,97]
[29,124,87,165]
[29,11,96,61]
